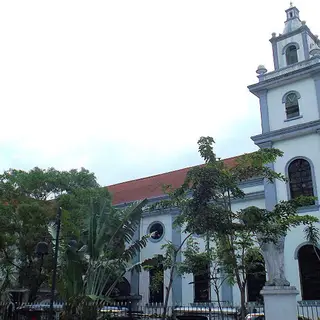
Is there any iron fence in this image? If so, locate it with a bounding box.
[0,301,318,320]
[0,302,264,320]
[297,301,320,320]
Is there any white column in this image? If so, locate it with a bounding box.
[261,286,299,320]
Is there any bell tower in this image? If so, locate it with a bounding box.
[248,4,320,137]
[247,3,320,208]
[270,3,320,70]
[247,4,320,299]
[247,3,320,302]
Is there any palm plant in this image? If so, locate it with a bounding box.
[48,196,149,316]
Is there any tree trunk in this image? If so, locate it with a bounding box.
[213,287,224,320]
[240,286,246,320]
[161,265,175,320]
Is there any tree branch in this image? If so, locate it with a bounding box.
[2,249,21,270]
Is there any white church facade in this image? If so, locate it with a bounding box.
[108,4,320,307]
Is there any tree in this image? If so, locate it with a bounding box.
[154,137,319,320]
[49,195,150,320]
[180,236,232,319]
[147,233,192,320]
[0,167,101,302]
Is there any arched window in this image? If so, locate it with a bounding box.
[149,264,164,303]
[288,158,314,203]
[284,92,300,119]
[286,45,298,65]
[298,244,320,300]
[194,263,210,302]
[246,252,266,303]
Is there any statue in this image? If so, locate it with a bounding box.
[259,235,290,286]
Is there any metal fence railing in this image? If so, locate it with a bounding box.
[0,302,264,320]
[297,301,320,320]
[0,301,318,320]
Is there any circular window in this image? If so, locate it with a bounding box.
[148,222,165,242]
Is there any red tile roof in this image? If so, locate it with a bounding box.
[107,154,243,205]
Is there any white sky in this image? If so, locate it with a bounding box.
[0,0,319,186]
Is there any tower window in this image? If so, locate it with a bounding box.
[286,45,298,65]
[285,92,300,119]
[288,158,315,204]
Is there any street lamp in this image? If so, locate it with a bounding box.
[35,241,49,278]
[50,207,62,320]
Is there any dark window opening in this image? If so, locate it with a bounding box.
[286,45,298,65]
[285,92,300,119]
[149,264,164,303]
[298,245,320,300]
[290,12,293,18]
[194,264,210,302]
[246,253,266,303]
[149,222,164,241]
[288,159,314,204]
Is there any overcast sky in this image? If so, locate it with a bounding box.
[0,1,319,186]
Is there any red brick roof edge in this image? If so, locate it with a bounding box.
[107,153,247,205]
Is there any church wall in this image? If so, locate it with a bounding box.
[135,130,320,306]
[139,211,173,305]
[307,33,317,52]
[272,135,320,301]
[285,223,313,300]
[179,196,266,307]
[276,33,304,69]
[267,78,318,131]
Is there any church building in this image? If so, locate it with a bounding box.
[107,4,320,306]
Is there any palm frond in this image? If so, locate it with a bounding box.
[121,234,150,262]
[88,198,98,259]
[304,223,320,245]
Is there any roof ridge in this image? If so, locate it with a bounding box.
[107,152,247,188]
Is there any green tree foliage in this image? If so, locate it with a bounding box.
[49,197,149,319]
[180,236,232,319]
[153,137,319,320]
[0,167,101,301]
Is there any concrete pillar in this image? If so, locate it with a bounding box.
[261,286,299,320]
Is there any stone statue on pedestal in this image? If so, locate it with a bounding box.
[259,235,290,286]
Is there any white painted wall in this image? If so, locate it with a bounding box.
[139,212,173,305]
[137,133,320,306]
[137,131,320,307]
[179,195,266,306]
[267,78,319,131]
[276,34,304,69]
[272,134,320,300]
[307,33,317,53]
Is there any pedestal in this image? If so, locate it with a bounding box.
[261,286,299,320]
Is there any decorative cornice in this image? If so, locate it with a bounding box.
[297,204,320,214]
[259,141,273,149]
[251,120,320,146]
[269,25,317,43]
[248,58,320,96]
[144,190,265,217]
